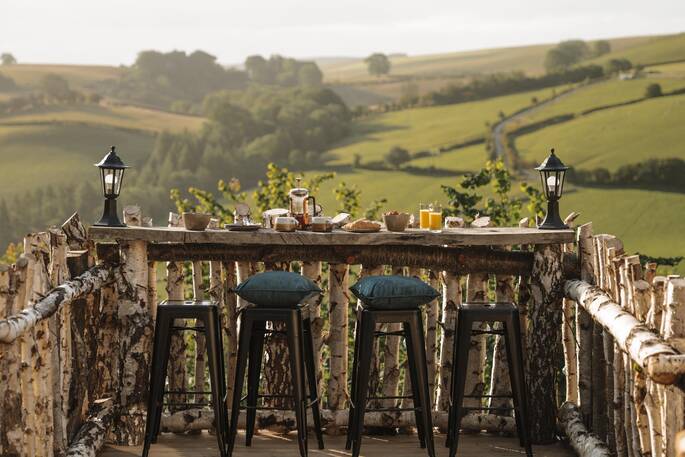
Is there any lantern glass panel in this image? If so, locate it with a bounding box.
[100,168,124,198]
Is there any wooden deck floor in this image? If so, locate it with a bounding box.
[100,431,575,457]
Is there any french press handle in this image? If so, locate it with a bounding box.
[307,196,319,216]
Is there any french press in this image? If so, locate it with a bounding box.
[288,178,317,229]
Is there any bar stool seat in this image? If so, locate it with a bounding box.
[143,300,229,457]
[446,302,532,457]
[228,274,324,457]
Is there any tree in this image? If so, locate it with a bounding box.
[0,73,17,91]
[1,53,17,65]
[364,53,391,77]
[544,40,590,73]
[40,73,72,100]
[297,62,323,87]
[605,58,632,74]
[645,83,662,98]
[593,40,611,57]
[384,146,411,169]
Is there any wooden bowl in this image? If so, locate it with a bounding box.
[182,212,211,231]
[383,213,410,232]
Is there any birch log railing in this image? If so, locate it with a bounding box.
[5,209,685,457]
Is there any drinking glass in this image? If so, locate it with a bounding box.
[419,203,431,229]
[429,205,442,230]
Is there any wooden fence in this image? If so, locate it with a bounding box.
[1,210,685,457]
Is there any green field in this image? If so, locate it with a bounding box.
[0,64,122,89]
[0,104,205,133]
[321,35,653,83]
[516,93,685,170]
[327,88,558,166]
[406,144,489,173]
[0,123,155,196]
[0,104,204,197]
[589,33,685,67]
[518,78,685,123]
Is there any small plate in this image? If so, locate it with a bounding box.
[224,224,261,232]
[343,227,381,233]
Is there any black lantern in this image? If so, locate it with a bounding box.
[535,148,569,230]
[93,146,129,227]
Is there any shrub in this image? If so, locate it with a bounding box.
[645,83,663,98]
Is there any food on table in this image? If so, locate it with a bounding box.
[331,212,351,227]
[444,216,465,228]
[382,211,410,232]
[343,218,382,232]
[471,216,491,228]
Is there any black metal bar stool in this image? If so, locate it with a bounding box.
[346,306,436,457]
[446,302,532,457]
[143,300,229,457]
[228,303,324,457]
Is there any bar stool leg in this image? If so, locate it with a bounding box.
[228,313,254,456]
[245,321,266,446]
[303,316,325,450]
[406,311,436,457]
[504,314,533,457]
[351,310,375,457]
[403,320,426,449]
[346,307,363,450]
[143,313,169,457]
[447,313,473,457]
[151,312,174,443]
[286,310,308,457]
[205,310,229,457]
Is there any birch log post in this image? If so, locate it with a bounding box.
[192,261,206,407]
[591,237,609,443]
[360,264,384,407]
[208,260,223,423]
[0,262,24,457]
[526,243,564,443]
[576,223,594,427]
[661,278,685,457]
[489,266,514,414]
[464,271,488,411]
[112,239,150,445]
[401,267,422,411]
[165,213,187,412]
[221,261,239,408]
[263,261,291,413]
[438,271,460,412]
[302,261,323,397]
[645,277,667,457]
[561,213,580,405]
[558,402,612,457]
[328,263,349,412]
[50,228,70,455]
[425,269,440,408]
[381,266,404,411]
[24,233,54,457]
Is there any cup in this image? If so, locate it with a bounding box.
[419,203,431,230]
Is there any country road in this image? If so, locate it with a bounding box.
[491,83,596,162]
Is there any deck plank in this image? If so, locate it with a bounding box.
[100,431,575,457]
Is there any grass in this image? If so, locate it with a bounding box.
[515,93,685,171]
[647,61,685,79]
[0,103,205,133]
[406,144,489,173]
[321,35,653,83]
[589,33,685,67]
[518,78,685,123]
[0,123,154,196]
[0,64,122,89]
[326,88,558,166]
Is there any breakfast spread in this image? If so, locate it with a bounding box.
[343,218,382,233]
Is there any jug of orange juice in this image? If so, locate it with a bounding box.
[429,205,442,230]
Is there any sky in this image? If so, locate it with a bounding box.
[2,0,684,66]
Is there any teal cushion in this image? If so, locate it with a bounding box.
[235,271,322,307]
[350,275,439,309]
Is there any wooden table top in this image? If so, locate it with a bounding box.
[89,225,574,247]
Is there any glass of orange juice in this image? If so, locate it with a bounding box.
[429,205,442,230]
[419,203,431,229]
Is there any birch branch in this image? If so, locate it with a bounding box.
[0,265,112,344]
